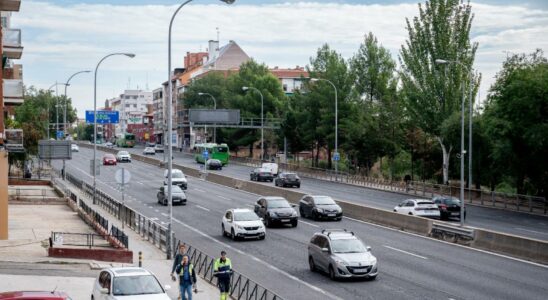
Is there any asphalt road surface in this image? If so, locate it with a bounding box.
[52,147,548,300]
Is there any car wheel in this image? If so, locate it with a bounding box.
[163,199,168,206]
[312,211,319,221]
[329,265,337,281]
[91,296,94,300]
[408,212,413,215]
[291,220,298,227]
[231,228,237,241]
[309,257,316,272]
[368,275,377,281]
[222,224,226,237]
[259,235,265,240]
[299,207,306,218]
[265,216,272,228]
[296,185,300,188]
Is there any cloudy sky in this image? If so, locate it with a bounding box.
[13,0,548,117]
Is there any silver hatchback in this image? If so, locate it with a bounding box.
[307,229,378,280]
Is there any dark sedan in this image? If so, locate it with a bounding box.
[157,185,187,206]
[206,159,223,170]
[275,172,301,188]
[250,168,273,182]
[102,154,117,165]
[432,196,466,220]
[299,195,342,221]
[254,196,298,227]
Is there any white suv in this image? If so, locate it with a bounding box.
[222,208,266,241]
[116,151,131,162]
[308,229,378,281]
[164,169,188,190]
[91,267,171,299]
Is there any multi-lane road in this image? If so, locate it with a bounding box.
[52,147,548,300]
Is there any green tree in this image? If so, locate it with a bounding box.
[483,50,548,197]
[399,0,480,184]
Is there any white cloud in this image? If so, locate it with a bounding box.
[14,1,548,117]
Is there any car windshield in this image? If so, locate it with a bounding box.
[267,199,290,208]
[113,275,163,296]
[440,198,460,205]
[330,239,367,254]
[285,173,298,179]
[314,196,335,205]
[119,151,129,155]
[172,172,184,179]
[234,211,259,221]
[417,201,435,206]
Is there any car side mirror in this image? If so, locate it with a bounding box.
[366,246,372,252]
[398,204,403,207]
[321,247,329,252]
[100,288,109,294]
[164,284,171,291]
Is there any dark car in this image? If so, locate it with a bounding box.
[299,195,342,221]
[275,172,301,188]
[254,196,298,228]
[157,185,187,206]
[102,153,117,165]
[206,159,223,170]
[432,196,466,220]
[250,168,273,182]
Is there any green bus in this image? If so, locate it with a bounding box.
[116,133,136,148]
[194,143,229,165]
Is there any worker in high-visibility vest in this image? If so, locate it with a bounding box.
[175,255,197,300]
[213,250,233,300]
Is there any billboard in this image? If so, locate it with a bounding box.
[189,109,240,124]
[4,129,24,152]
[38,140,72,160]
[85,110,119,124]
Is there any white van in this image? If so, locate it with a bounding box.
[164,169,188,190]
[261,163,279,177]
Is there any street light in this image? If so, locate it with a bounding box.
[47,82,67,140]
[64,71,91,137]
[435,58,473,227]
[198,92,217,143]
[93,53,135,206]
[310,78,339,177]
[242,86,264,161]
[166,0,236,259]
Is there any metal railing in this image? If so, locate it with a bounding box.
[50,232,111,249]
[174,240,283,300]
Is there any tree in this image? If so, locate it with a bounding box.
[483,50,548,197]
[399,0,480,184]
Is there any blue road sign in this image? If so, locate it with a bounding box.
[202,150,209,159]
[85,110,119,124]
[56,131,64,139]
[333,152,340,161]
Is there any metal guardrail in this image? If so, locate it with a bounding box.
[431,222,475,243]
[174,240,283,300]
[111,225,129,249]
[50,232,111,249]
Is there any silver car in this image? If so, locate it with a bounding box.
[308,229,378,280]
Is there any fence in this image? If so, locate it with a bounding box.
[50,232,111,249]
[175,240,283,300]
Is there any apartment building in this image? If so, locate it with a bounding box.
[269,66,309,95]
[107,89,152,138]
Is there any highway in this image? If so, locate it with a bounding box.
[53,147,548,300]
[124,146,548,241]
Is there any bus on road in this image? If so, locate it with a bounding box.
[194,143,229,165]
[116,133,136,148]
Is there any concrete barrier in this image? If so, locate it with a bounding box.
[473,229,548,264]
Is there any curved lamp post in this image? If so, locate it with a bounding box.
[64,70,91,137]
[242,86,264,161]
[198,92,217,143]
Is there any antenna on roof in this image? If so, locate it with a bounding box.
[216,27,220,49]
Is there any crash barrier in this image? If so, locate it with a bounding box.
[431,222,475,245]
[110,225,129,249]
[50,231,111,248]
[472,229,548,265]
[174,240,283,300]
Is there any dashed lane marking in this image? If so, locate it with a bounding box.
[383,245,428,260]
[299,220,320,228]
[196,205,211,212]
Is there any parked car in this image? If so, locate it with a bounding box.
[163,169,188,190]
[143,147,156,155]
[206,159,223,170]
[250,168,273,182]
[116,151,131,162]
[156,185,187,206]
[102,153,117,166]
[274,172,301,188]
[299,195,342,221]
[104,142,114,148]
[154,144,164,153]
[91,267,171,300]
[308,229,378,281]
[432,196,466,220]
[71,144,79,152]
[221,208,266,241]
[0,291,73,300]
[254,196,298,227]
[393,199,441,218]
[146,142,156,148]
[261,162,279,176]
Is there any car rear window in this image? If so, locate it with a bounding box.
[418,201,435,205]
[286,174,297,179]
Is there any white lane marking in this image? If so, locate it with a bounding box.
[299,220,320,228]
[171,218,342,300]
[194,188,206,193]
[155,209,159,213]
[150,218,159,221]
[196,205,211,212]
[217,195,231,200]
[514,227,547,235]
[161,213,169,217]
[383,245,428,260]
[245,204,254,208]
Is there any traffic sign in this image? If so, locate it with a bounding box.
[85,110,119,124]
[56,131,64,139]
[202,150,209,159]
[333,152,340,161]
[115,168,131,185]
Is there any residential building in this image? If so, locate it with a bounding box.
[269,66,309,95]
[152,87,164,144]
[107,89,152,138]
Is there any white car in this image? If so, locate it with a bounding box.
[116,151,131,162]
[164,169,188,190]
[393,199,441,218]
[71,144,79,152]
[261,162,279,176]
[143,147,156,155]
[91,267,171,300]
[104,142,114,148]
[222,208,266,241]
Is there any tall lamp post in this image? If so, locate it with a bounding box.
[47,82,66,140]
[198,92,217,143]
[166,0,236,259]
[310,78,338,176]
[93,53,135,206]
[242,86,264,161]
[435,58,472,227]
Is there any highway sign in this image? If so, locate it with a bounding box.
[115,168,131,185]
[333,152,340,161]
[85,110,119,124]
[39,140,72,159]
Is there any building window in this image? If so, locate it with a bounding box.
[283,84,288,92]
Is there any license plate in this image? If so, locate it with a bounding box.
[451,212,460,216]
[353,268,367,273]
[281,219,290,222]
[328,214,336,217]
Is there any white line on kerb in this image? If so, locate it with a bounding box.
[193,188,206,193]
[383,245,428,260]
[514,227,547,235]
[161,213,169,217]
[217,195,231,200]
[196,205,211,212]
[299,220,320,228]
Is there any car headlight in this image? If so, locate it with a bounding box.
[235,224,243,230]
[333,258,348,266]
[316,208,324,213]
[291,211,298,217]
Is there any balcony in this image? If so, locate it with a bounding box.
[3,28,22,59]
[0,0,20,11]
[3,78,23,105]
